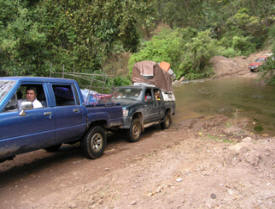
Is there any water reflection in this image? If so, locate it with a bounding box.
[174,78,275,135]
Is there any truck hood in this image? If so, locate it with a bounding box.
[112,98,141,108]
[249,62,262,67]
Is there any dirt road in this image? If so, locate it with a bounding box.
[210,50,272,79]
[0,114,274,209]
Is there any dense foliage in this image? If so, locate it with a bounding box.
[0,0,274,84]
[0,0,154,77]
[259,24,275,84]
[129,0,274,80]
[129,28,216,79]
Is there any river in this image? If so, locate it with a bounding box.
[174,78,275,136]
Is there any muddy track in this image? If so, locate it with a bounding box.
[0,124,188,209]
[210,50,272,79]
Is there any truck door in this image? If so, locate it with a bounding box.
[0,83,56,156]
[51,84,86,143]
[153,88,163,120]
[143,88,157,124]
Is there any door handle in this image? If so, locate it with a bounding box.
[19,110,26,116]
[73,108,80,113]
[43,112,52,116]
[43,112,52,119]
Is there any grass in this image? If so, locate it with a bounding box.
[207,134,234,144]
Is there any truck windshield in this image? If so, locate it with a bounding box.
[0,80,16,103]
[113,88,142,100]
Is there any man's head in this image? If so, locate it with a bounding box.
[26,87,37,102]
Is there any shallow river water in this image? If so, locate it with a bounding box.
[174,78,275,136]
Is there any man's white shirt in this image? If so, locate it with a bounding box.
[19,99,43,109]
[32,99,43,108]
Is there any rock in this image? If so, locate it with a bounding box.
[227,189,234,195]
[210,193,216,199]
[130,201,137,205]
[148,192,153,197]
[242,137,252,143]
[223,126,248,137]
[244,150,261,166]
[156,186,163,193]
[228,143,244,152]
[180,76,185,82]
[68,203,77,208]
[176,177,183,182]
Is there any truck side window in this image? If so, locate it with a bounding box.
[144,89,152,102]
[154,89,161,101]
[17,84,46,108]
[53,85,76,106]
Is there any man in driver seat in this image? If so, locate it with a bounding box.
[21,87,43,109]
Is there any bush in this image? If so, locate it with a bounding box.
[217,47,240,57]
[111,76,131,87]
[232,35,256,56]
[177,30,217,79]
[128,28,217,80]
[269,24,275,54]
[128,28,184,75]
[259,23,275,85]
[217,33,256,56]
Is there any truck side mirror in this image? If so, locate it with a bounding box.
[20,101,33,110]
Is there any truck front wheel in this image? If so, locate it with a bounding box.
[128,118,142,142]
[160,112,172,129]
[81,126,106,159]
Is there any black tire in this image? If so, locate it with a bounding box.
[45,144,61,152]
[81,126,106,159]
[128,118,142,142]
[160,112,172,130]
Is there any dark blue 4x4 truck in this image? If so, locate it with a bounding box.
[112,85,176,142]
[0,77,122,162]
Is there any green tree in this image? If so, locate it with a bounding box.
[0,0,48,75]
[128,28,184,75]
[0,0,155,76]
[129,28,217,80]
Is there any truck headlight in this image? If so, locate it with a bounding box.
[122,108,129,117]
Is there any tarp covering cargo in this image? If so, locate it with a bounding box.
[81,89,112,105]
[132,61,173,92]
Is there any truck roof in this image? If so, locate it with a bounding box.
[0,76,75,83]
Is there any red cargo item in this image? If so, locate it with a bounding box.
[95,93,112,104]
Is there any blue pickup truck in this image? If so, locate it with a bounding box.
[0,77,122,162]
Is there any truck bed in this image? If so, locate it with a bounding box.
[85,103,123,128]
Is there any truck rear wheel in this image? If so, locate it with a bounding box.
[161,112,171,129]
[128,118,142,142]
[81,126,106,159]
